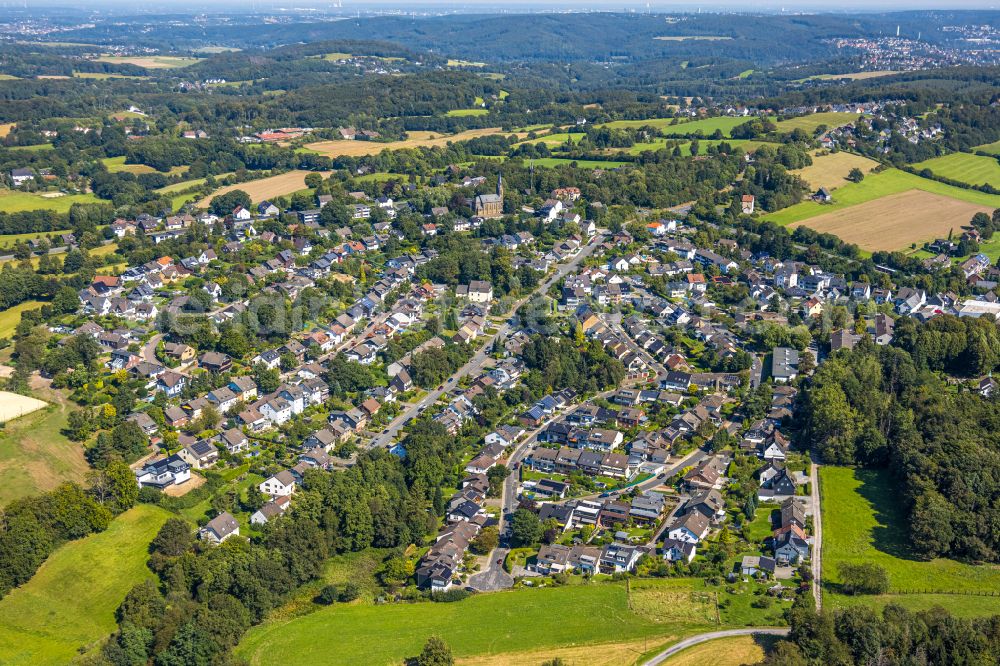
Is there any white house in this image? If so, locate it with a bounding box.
[259,470,297,497]
[666,511,710,544]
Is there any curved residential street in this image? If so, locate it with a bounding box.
[642,628,790,666]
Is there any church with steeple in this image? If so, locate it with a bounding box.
[472,174,504,218]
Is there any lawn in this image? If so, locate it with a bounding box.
[0,386,88,505]
[0,229,71,249]
[0,300,45,339]
[820,466,1000,614]
[0,504,172,665]
[912,152,1000,188]
[744,503,779,543]
[0,190,105,213]
[774,111,864,135]
[237,579,735,666]
[765,168,1000,227]
[791,150,881,191]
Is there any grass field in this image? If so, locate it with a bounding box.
[95,55,198,69]
[7,143,53,152]
[197,170,331,207]
[820,466,1000,615]
[766,167,1000,231]
[456,636,678,666]
[0,387,88,505]
[303,128,517,158]
[662,635,771,666]
[791,151,881,191]
[533,157,628,169]
[599,116,757,137]
[101,155,155,174]
[447,59,487,67]
[73,72,149,80]
[786,190,992,252]
[626,138,773,156]
[0,300,45,339]
[0,229,71,249]
[445,108,489,117]
[237,580,735,666]
[977,139,1000,157]
[912,152,1000,188]
[774,112,862,135]
[0,504,172,664]
[0,241,119,269]
[0,190,104,213]
[801,71,900,82]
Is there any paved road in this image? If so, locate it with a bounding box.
[370,234,605,450]
[603,313,669,380]
[810,458,823,610]
[642,628,790,666]
[141,333,163,364]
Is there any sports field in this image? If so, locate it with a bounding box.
[791,150,880,191]
[821,466,1000,616]
[303,128,517,158]
[913,152,1000,188]
[0,190,104,213]
[774,111,862,134]
[197,170,332,206]
[0,505,172,665]
[787,190,991,252]
[95,55,198,68]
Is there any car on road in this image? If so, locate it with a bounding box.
[437,385,443,390]
[417,406,426,413]
[658,473,667,479]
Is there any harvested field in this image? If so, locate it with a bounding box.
[95,55,198,69]
[662,635,770,665]
[0,391,47,421]
[792,151,880,191]
[803,71,900,81]
[456,636,678,666]
[197,170,331,206]
[790,189,993,252]
[0,123,13,138]
[303,128,519,158]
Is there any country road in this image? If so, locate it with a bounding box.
[641,628,790,666]
[810,458,822,610]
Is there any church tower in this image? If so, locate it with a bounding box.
[496,173,503,200]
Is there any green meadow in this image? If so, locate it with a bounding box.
[913,152,1000,188]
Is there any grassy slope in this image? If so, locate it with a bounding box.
[0,300,45,340]
[821,466,1000,615]
[600,116,758,136]
[912,152,1000,188]
[0,387,88,504]
[533,157,628,168]
[662,635,772,666]
[791,151,881,192]
[0,504,172,665]
[765,168,1000,226]
[977,139,1000,156]
[774,112,863,134]
[237,579,745,666]
[0,190,104,213]
[0,230,72,249]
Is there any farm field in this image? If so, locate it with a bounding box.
[627,138,773,156]
[820,466,1000,615]
[600,116,759,137]
[791,150,881,191]
[0,390,47,421]
[661,635,772,666]
[774,111,862,134]
[236,578,768,666]
[94,55,199,68]
[447,59,487,67]
[445,108,489,117]
[912,152,1000,188]
[786,190,992,252]
[0,190,104,213]
[303,128,518,158]
[0,504,172,665]
[0,122,14,137]
[766,167,1000,229]
[0,386,88,505]
[0,241,119,269]
[73,72,148,80]
[197,170,332,207]
[6,143,53,152]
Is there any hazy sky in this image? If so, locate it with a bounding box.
[12,1,1000,12]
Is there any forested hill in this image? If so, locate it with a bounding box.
[56,11,998,63]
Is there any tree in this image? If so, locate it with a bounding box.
[470,526,499,555]
[151,518,194,557]
[209,189,251,216]
[105,460,139,512]
[415,636,454,666]
[509,508,543,547]
[838,562,889,595]
[846,168,865,183]
[316,584,339,605]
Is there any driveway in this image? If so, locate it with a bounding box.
[642,628,790,666]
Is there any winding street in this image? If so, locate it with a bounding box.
[641,628,790,666]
